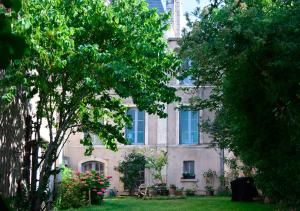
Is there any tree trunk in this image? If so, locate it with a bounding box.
[30,141,58,210]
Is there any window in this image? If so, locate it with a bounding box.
[179,110,199,144]
[179,75,194,85]
[183,161,195,179]
[91,134,103,145]
[179,59,194,86]
[125,108,145,144]
[83,132,103,146]
[81,161,104,175]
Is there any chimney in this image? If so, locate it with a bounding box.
[166,0,181,37]
[174,0,181,37]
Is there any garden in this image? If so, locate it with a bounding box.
[55,196,275,211]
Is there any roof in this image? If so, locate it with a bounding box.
[146,0,165,14]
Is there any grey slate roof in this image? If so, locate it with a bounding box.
[146,0,165,14]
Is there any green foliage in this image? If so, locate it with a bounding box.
[145,150,167,184]
[1,0,180,208]
[185,189,195,196]
[56,169,111,209]
[203,169,216,178]
[180,0,300,207]
[116,152,146,195]
[0,0,25,69]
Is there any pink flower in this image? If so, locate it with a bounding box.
[99,182,104,185]
[97,191,103,195]
[92,189,97,192]
[75,170,81,176]
[106,176,112,179]
[101,188,106,192]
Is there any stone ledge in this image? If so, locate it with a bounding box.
[180,178,198,182]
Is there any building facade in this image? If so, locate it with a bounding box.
[62,0,223,195]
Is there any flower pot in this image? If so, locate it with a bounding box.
[175,191,183,196]
[182,175,195,179]
[148,189,157,197]
[206,190,214,196]
[169,187,176,196]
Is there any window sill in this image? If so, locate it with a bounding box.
[180,178,198,182]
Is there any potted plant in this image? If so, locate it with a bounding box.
[169,184,176,196]
[155,183,168,196]
[182,172,196,179]
[205,185,214,196]
[148,185,157,197]
[175,187,184,196]
[185,188,195,196]
[203,169,216,185]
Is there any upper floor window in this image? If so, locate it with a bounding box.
[84,132,103,146]
[81,161,104,175]
[179,110,199,144]
[125,108,145,145]
[179,59,194,86]
[179,75,194,85]
[92,134,103,146]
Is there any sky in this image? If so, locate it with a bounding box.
[181,0,210,30]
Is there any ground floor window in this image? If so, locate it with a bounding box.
[81,161,104,175]
[182,161,195,179]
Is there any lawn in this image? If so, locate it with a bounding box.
[61,196,276,211]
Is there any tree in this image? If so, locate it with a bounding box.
[145,150,167,184]
[180,0,300,207]
[2,0,180,209]
[116,152,146,195]
[0,0,25,69]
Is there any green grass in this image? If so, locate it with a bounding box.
[62,196,276,211]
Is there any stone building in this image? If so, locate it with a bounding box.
[62,0,223,195]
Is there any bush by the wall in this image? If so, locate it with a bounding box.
[56,168,111,209]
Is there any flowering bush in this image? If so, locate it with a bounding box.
[77,171,111,205]
[56,167,111,209]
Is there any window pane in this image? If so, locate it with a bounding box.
[137,131,144,144]
[127,108,135,117]
[125,108,145,145]
[92,134,103,145]
[180,111,188,144]
[180,76,194,85]
[138,120,145,131]
[180,110,199,144]
[82,161,105,175]
[183,161,195,174]
[125,128,135,143]
[138,110,145,120]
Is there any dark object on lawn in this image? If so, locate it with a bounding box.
[231,177,258,202]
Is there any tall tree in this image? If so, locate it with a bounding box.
[180,0,300,207]
[2,0,180,209]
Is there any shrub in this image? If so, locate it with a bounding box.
[56,168,111,209]
[116,152,146,195]
[185,189,195,196]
